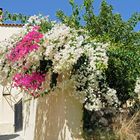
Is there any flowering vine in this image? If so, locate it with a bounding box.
[7,27,43,62]
[0,15,120,111]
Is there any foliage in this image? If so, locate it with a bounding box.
[56,0,81,29]
[57,0,140,106]
[57,0,140,44]
[3,11,29,23]
[0,8,3,23]
[107,45,140,103]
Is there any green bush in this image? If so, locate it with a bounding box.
[57,0,140,105]
[106,44,140,103]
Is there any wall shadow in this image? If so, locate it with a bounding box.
[0,134,19,140]
[34,84,83,140]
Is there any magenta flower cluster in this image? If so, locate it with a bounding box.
[6,26,45,96]
[13,72,45,92]
[7,27,43,62]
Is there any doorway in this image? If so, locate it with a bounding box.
[14,99,23,132]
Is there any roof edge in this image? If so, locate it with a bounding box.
[0,23,24,27]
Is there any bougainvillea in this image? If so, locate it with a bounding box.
[0,15,120,111]
[7,27,43,62]
[13,72,45,90]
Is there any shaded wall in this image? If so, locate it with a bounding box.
[23,96,37,140]
[34,82,84,140]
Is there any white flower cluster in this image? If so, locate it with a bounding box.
[105,88,120,107]
[25,46,45,71]
[72,43,120,111]
[45,23,70,42]
[44,23,85,73]
[85,94,103,111]
[23,14,55,33]
[25,14,49,26]
[84,87,119,111]
[43,23,119,111]
[134,77,140,101]
[0,31,24,84]
[0,31,24,55]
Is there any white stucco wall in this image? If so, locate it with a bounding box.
[0,86,14,134]
[23,97,37,140]
[0,26,21,41]
[0,26,22,134]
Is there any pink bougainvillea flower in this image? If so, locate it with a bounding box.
[7,27,43,62]
[32,26,40,31]
[13,72,45,91]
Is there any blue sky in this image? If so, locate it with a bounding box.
[1,0,140,30]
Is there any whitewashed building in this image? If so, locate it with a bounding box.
[0,23,23,134]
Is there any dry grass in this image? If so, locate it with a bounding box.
[113,111,140,140]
